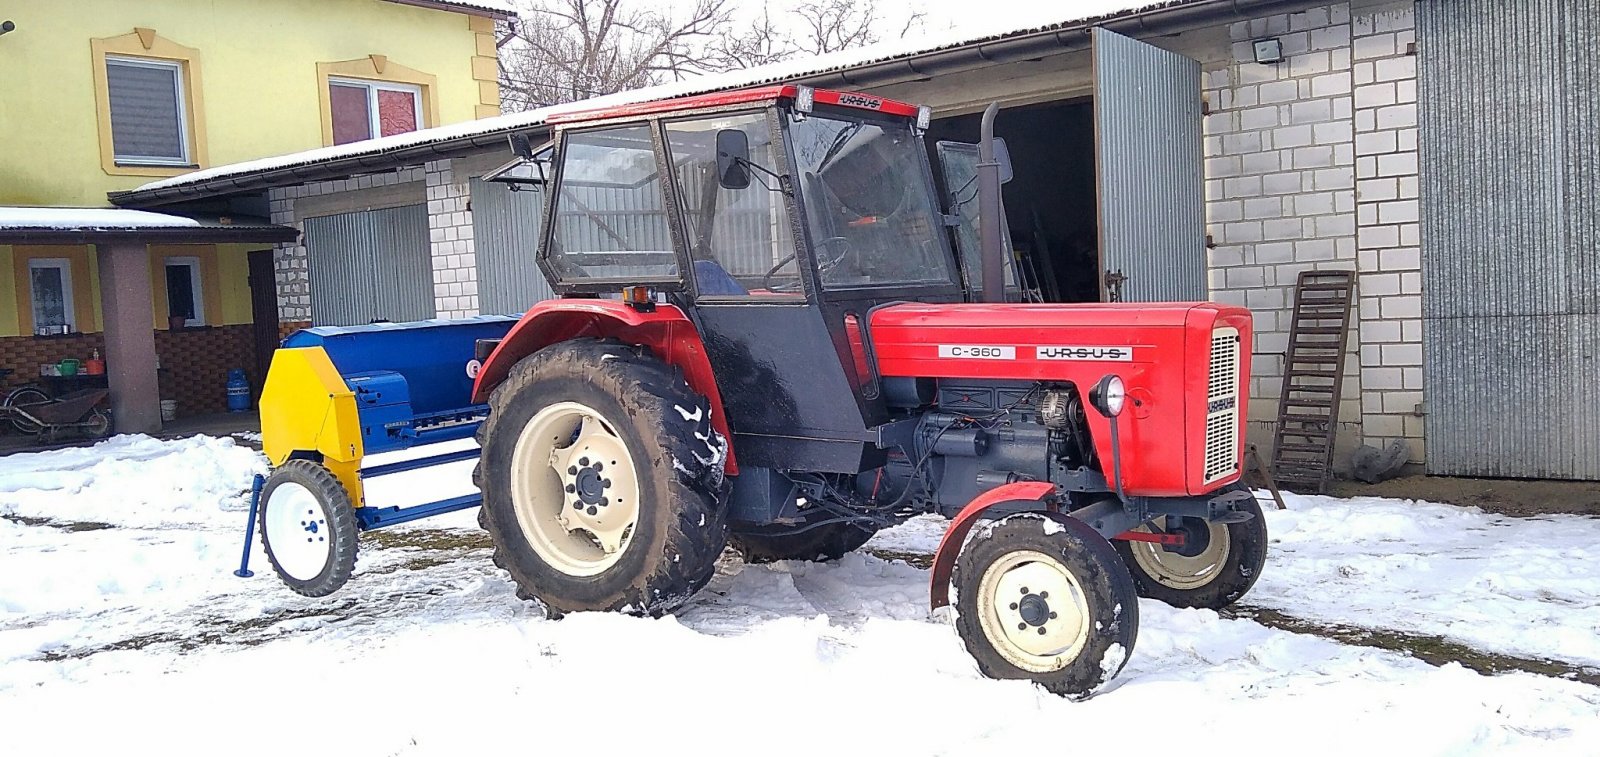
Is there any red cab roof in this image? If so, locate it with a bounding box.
[546,85,922,125]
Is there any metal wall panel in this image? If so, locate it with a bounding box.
[304,205,434,327]
[471,179,553,315]
[1418,0,1600,479]
[1092,27,1206,302]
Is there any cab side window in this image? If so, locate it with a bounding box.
[547,125,677,282]
[664,113,800,297]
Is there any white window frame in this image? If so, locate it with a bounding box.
[164,256,205,327]
[328,77,424,142]
[27,258,75,332]
[105,55,191,166]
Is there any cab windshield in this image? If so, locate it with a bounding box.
[787,111,955,291]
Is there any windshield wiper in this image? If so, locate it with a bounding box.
[816,122,864,172]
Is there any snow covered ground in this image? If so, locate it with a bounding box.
[2,435,1598,755]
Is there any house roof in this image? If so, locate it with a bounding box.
[112,0,1285,208]
[383,0,516,20]
[0,207,298,245]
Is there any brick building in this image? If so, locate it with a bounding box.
[111,0,1598,480]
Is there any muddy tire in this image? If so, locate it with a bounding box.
[258,460,360,597]
[955,514,1139,698]
[729,521,877,564]
[1113,489,1267,610]
[476,339,728,617]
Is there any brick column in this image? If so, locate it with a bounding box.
[95,240,162,434]
[425,158,480,318]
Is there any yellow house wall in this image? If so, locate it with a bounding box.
[0,0,485,207]
[0,247,17,337]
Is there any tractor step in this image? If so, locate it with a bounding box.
[1270,269,1356,494]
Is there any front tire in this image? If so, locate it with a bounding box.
[1113,490,1267,610]
[477,340,728,617]
[954,514,1139,698]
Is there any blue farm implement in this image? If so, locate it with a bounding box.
[234,317,513,595]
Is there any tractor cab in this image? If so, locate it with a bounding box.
[491,86,977,474]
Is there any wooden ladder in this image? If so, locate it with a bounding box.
[1271,269,1357,493]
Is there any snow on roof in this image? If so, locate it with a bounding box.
[0,207,203,230]
[127,0,1175,198]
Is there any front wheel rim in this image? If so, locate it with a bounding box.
[976,549,1093,674]
[264,482,333,581]
[1128,519,1230,590]
[510,401,642,577]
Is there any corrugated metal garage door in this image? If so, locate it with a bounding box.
[1418,0,1600,479]
[1093,27,1206,302]
[304,205,435,326]
[471,178,554,315]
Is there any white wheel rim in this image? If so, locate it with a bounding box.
[510,401,642,577]
[264,482,334,581]
[1128,519,1230,590]
[976,549,1092,674]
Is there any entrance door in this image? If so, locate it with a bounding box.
[1092,27,1206,302]
[246,249,280,393]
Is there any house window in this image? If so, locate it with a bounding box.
[106,56,190,166]
[28,259,75,332]
[164,257,205,327]
[328,78,423,145]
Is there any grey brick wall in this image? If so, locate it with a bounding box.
[1203,2,1364,461]
[425,159,481,319]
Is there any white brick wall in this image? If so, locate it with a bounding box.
[1204,3,1364,458]
[425,159,481,319]
[1351,3,1424,461]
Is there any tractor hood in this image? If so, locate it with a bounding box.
[868,302,1249,379]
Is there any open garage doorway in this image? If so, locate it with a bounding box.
[920,28,1206,304]
[926,98,1100,303]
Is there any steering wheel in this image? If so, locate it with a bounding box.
[762,237,853,291]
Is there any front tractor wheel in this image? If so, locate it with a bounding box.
[1113,489,1267,610]
[729,520,878,564]
[476,340,728,617]
[954,514,1139,698]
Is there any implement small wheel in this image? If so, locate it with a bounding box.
[730,521,877,564]
[955,514,1138,698]
[476,339,728,617]
[259,460,360,597]
[1114,489,1267,610]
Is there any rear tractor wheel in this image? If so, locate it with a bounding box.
[729,519,878,564]
[954,514,1139,698]
[1113,489,1267,610]
[476,340,728,617]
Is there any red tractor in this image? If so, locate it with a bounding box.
[470,85,1265,696]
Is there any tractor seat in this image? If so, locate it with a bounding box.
[693,259,748,296]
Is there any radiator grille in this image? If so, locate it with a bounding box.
[1204,327,1242,483]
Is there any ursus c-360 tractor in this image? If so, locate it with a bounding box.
[254,85,1265,698]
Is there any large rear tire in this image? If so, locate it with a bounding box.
[729,520,877,564]
[955,514,1139,698]
[476,340,728,617]
[1113,488,1267,610]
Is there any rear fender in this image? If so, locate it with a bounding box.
[472,300,737,473]
[928,481,1056,611]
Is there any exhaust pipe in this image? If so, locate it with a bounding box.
[977,102,1004,303]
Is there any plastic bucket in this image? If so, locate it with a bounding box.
[57,359,80,377]
[160,399,178,422]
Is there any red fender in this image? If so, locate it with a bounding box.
[928,481,1057,611]
[471,300,737,473]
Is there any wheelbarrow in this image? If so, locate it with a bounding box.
[4,388,113,441]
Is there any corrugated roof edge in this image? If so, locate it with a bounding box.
[112,0,1288,208]
[385,0,517,19]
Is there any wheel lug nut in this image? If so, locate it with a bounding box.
[1039,591,1049,599]
[586,506,597,516]
[1037,627,1047,635]
[579,456,590,466]
[594,462,604,472]
[1049,612,1058,619]
[602,479,612,488]
[1020,587,1029,595]
[1017,622,1027,631]
[1009,602,1018,610]
[568,466,578,475]
[565,484,576,493]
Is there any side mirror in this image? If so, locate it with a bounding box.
[715,129,751,190]
[993,138,1014,185]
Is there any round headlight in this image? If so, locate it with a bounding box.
[1090,375,1126,418]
